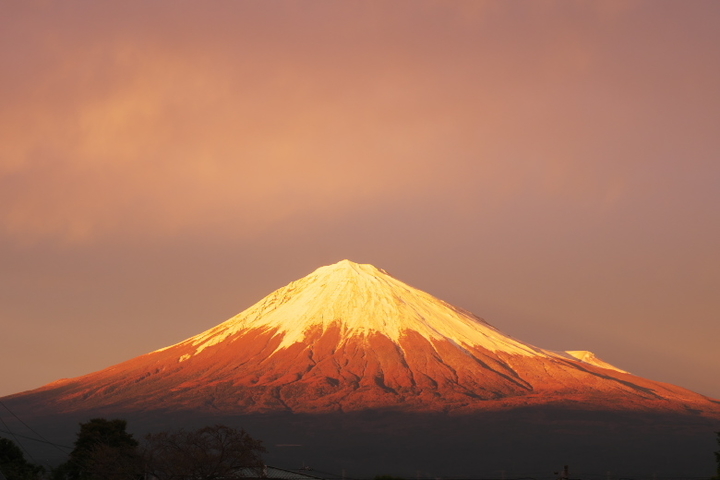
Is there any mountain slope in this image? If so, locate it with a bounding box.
[6,260,720,418]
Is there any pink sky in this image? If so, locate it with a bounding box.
[1,1,719,399]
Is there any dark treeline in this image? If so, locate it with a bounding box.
[1,418,264,480]
[2,425,719,480]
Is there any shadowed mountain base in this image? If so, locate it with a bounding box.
[5,407,718,479]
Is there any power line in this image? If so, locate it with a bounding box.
[0,427,72,451]
[0,414,41,466]
[0,400,70,454]
[0,423,68,476]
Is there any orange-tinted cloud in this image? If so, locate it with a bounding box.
[8,2,710,242]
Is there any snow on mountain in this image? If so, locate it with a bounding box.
[5,260,720,417]
[562,350,629,373]
[161,259,550,360]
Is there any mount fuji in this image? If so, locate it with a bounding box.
[3,260,719,477]
[8,260,718,417]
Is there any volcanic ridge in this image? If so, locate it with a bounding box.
[7,260,720,418]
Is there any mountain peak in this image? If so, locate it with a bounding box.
[9,260,720,420]
[162,260,547,361]
[310,259,389,280]
[323,258,368,269]
[313,259,387,277]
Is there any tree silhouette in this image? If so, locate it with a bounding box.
[0,438,43,480]
[53,418,141,480]
[142,424,265,480]
[715,431,720,480]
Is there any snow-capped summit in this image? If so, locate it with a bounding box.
[165,259,549,361]
[6,260,719,417]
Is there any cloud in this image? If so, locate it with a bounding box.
[1,1,718,243]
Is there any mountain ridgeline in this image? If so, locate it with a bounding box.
[8,260,719,417]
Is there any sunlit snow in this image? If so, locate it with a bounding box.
[160,260,573,362]
[562,350,629,373]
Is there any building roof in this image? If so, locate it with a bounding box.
[236,465,333,480]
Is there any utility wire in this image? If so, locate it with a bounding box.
[0,424,70,471]
[0,414,41,466]
[0,426,56,472]
[0,400,70,454]
[0,428,72,451]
